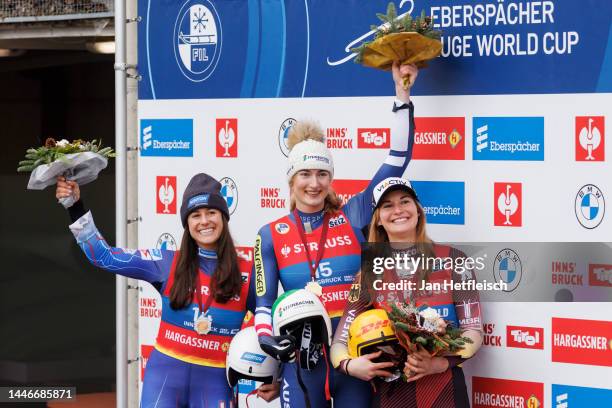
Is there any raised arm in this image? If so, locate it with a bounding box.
[342,63,418,229]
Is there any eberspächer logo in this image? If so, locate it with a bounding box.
[575,184,605,229]
[220,177,238,215]
[493,248,522,292]
[174,0,222,82]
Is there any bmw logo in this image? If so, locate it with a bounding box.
[575,184,605,229]
[173,0,222,82]
[156,233,177,250]
[278,118,296,157]
[220,177,238,215]
[493,248,522,292]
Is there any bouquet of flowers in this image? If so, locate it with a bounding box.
[388,301,472,357]
[17,137,115,207]
[351,2,442,86]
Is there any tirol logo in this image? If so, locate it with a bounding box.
[278,118,296,157]
[219,177,238,215]
[216,118,237,157]
[156,233,177,250]
[472,377,543,408]
[552,317,612,367]
[589,264,612,287]
[506,325,544,349]
[236,246,253,263]
[473,117,544,161]
[411,181,465,225]
[575,116,604,161]
[173,0,222,82]
[493,248,522,292]
[494,182,522,227]
[552,384,612,408]
[357,128,390,149]
[413,117,465,160]
[332,179,369,206]
[575,184,605,229]
[156,176,177,214]
[140,119,193,157]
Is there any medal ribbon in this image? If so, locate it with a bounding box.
[293,210,331,282]
[196,272,215,316]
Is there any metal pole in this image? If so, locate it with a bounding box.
[114,0,128,406]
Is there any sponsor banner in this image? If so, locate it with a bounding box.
[326,127,352,149]
[140,297,162,319]
[472,376,543,408]
[551,261,583,286]
[552,317,612,367]
[575,116,605,162]
[259,187,286,209]
[220,177,238,215]
[589,264,612,287]
[156,176,177,214]
[139,1,612,99]
[552,384,612,407]
[413,117,465,160]
[575,184,605,229]
[482,322,503,347]
[140,119,193,157]
[473,117,544,161]
[216,118,238,157]
[357,128,390,149]
[331,179,369,206]
[140,344,154,380]
[411,181,465,225]
[492,248,522,292]
[506,325,544,350]
[494,182,522,227]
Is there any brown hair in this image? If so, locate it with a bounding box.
[288,176,342,215]
[169,216,242,309]
[360,198,435,303]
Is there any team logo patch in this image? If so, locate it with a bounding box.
[493,248,522,292]
[348,283,361,303]
[575,184,605,229]
[220,177,238,215]
[156,233,177,250]
[278,118,296,157]
[173,0,222,82]
[275,222,290,234]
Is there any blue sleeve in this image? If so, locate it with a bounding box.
[69,211,171,284]
[246,266,257,313]
[253,224,278,337]
[343,102,416,229]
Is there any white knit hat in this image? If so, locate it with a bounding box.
[286,121,334,181]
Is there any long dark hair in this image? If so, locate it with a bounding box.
[169,216,242,309]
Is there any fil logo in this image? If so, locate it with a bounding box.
[173,0,222,82]
[494,182,522,227]
[575,184,605,229]
[278,118,296,157]
[156,233,177,250]
[576,116,604,161]
[156,176,177,214]
[476,124,488,152]
[357,128,390,148]
[281,244,291,258]
[220,177,238,215]
[216,118,237,157]
[507,326,544,349]
[555,393,567,408]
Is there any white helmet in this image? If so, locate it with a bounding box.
[226,326,281,387]
[272,289,332,346]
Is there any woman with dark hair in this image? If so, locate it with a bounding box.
[331,177,484,408]
[56,173,278,407]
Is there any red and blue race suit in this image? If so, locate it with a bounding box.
[253,102,416,408]
[69,211,254,408]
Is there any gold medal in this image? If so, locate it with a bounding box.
[305,280,323,297]
[194,313,212,335]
